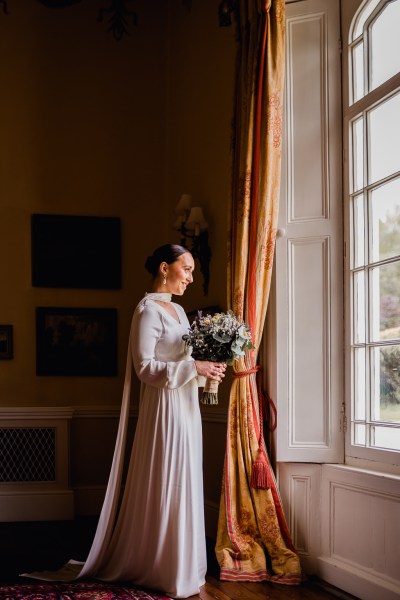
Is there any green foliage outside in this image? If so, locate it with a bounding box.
[378,204,400,422]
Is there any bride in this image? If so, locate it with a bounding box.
[24,243,226,599]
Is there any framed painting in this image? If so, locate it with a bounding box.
[31,214,121,289]
[0,325,13,360]
[36,307,117,376]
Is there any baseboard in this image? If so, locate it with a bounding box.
[0,490,74,522]
[317,556,400,600]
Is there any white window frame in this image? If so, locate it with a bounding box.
[343,0,400,469]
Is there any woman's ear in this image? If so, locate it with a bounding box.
[159,261,168,277]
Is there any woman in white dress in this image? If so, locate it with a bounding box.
[24,244,226,599]
[89,244,226,598]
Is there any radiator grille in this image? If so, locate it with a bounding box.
[0,428,56,482]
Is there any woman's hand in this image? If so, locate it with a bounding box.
[195,361,227,382]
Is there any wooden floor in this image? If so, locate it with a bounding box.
[0,517,359,600]
[199,576,358,600]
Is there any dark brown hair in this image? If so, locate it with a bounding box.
[144,244,189,278]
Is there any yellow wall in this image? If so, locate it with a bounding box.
[0,0,235,403]
[165,0,235,313]
[164,2,236,528]
[0,0,236,526]
[0,0,171,407]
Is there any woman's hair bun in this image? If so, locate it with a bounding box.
[144,243,189,278]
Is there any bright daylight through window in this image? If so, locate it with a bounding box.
[347,0,400,462]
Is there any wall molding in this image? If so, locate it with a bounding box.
[286,10,329,223]
[317,556,400,600]
[0,406,74,420]
[0,406,226,523]
[201,406,228,424]
[72,405,134,419]
[72,405,228,424]
[288,237,331,450]
[277,462,322,573]
[278,462,400,600]
[0,489,74,522]
[320,464,400,600]
[0,407,73,521]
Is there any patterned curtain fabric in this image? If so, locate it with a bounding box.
[215,0,301,584]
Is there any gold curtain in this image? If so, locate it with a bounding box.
[215,0,301,584]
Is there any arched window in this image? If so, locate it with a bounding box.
[345,0,400,466]
[350,0,400,103]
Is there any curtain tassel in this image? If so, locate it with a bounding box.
[250,447,270,489]
[233,365,272,490]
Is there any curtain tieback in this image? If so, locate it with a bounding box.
[233,366,260,378]
[233,365,277,489]
[233,365,277,432]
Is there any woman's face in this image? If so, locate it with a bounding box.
[162,252,195,296]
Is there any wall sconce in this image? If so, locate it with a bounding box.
[174,194,212,295]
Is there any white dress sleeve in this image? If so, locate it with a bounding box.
[131,303,198,390]
[197,375,206,388]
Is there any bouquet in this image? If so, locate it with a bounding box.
[183,310,255,404]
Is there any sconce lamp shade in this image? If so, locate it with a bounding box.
[175,193,192,214]
[172,195,211,295]
[185,206,208,235]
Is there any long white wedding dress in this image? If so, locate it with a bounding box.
[23,292,207,599]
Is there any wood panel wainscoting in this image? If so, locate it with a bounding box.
[0,407,74,521]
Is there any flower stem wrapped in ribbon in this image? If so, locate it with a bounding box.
[183,310,255,404]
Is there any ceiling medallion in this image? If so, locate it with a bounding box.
[98,0,137,41]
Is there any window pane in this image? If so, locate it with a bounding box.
[354,347,366,420]
[372,425,400,450]
[370,1,400,91]
[371,178,400,262]
[352,41,364,103]
[368,93,400,184]
[353,0,381,39]
[353,271,366,343]
[370,262,400,341]
[353,194,365,267]
[352,117,364,192]
[354,423,366,445]
[372,345,400,424]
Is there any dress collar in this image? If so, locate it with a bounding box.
[145,292,172,303]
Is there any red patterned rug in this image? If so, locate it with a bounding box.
[0,581,170,599]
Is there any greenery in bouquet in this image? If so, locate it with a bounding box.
[183,310,255,404]
[183,310,255,364]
